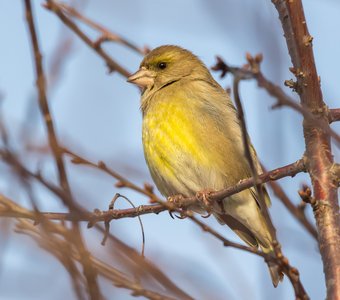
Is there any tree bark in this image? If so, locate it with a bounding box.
[272,1,340,299]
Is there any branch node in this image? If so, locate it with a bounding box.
[303,35,313,47]
[101,220,110,246]
[298,185,315,206]
[284,79,298,91]
[115,181,125,188]
[143,183,154,194]
[330,163,340,185]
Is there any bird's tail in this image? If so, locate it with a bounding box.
[261,245,284,287]
[216,213,283,287]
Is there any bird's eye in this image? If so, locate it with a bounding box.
[158,62,167,69]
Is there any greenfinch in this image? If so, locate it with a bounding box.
[128,45,282,286]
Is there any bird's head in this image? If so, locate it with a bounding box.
[127,45,210,92]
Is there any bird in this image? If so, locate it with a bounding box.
[127,45,283,286]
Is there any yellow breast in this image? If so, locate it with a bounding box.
[142,95,214,196]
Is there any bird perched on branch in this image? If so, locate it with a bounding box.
[127,45,283,286]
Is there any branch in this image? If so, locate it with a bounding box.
[5,199,180,300]
[272,1,340,299]
[212,56,340,146]
[44,0,131,77]
[0,150,193,300]
[328,108,340,123]
[1,140,309,298]
[265,177,317,239]
[23,1,101,298]
[1,148,306,223]
[63,149,306,209]
[63,148,157,201]
[1,193,308,299]
[52,1,147,55]
[232,76,277,241]
[24,0,70,197]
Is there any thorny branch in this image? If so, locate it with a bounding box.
[271,0,340,299]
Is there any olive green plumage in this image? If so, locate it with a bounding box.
[128,45,283,286]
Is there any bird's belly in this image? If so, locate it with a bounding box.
[142,104,217,197]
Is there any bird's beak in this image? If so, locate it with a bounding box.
[127,67,155,88]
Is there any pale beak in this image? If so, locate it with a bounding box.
[127,67,155,88]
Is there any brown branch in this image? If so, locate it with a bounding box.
[206,78,306,297]
[1,193,308,299]
[272,1,340,299]
[1,149,306,222]
[232,77,261,191]
[63,149,307,209]
[53,1,147,55]
[24,0,70,197]
[1,129,309,297]
[329,108,340,123]
[265,177,318,240]
[0,151,193,300]
[17,1,337,298]
[63,148,157,201]
[44,0,131,77]
[212,56,340,146]
[1,144,309,297]
[9,205,179,300]
[23,2,101,299]
[232,76,277,242]
[208,158,306,204]
[192,213,308,299]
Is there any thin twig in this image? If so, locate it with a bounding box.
[0,150,193,300]
[265,176,318,240]
[212,56,340,146]
[10,203,178,300]
[24,0,70,197]
[54,1,147,55]
[44,0,131,77]
[232,77,277,238]
[1,192,307,299]
[63,149,306,208]
[63,148,157,201]
[23,1,101,298]
[1,143,309,298]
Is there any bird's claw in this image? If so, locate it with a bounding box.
[201,211,212,218]
[167,195,188,219]
[196,189,214,209]
[167,194,184,207]
[174,211,188,219]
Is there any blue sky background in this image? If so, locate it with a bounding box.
[0,0,339,299]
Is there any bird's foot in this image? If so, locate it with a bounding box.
[167,194,190,219]
[167,194,185,207]
[196,189,215,212]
